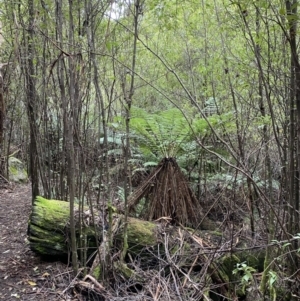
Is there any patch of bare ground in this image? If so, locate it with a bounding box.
[0,183,77,301]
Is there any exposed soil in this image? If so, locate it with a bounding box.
[0,183,76,301]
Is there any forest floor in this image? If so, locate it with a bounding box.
[0,183,76,301]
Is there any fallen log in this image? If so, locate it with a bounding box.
[27,197,265,281]
[28,196,72,256]
[28,196,219,257]
[28,196,166,258]
[28,195,265,263]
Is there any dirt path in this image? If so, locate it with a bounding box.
[0,184,73,301]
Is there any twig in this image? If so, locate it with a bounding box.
[0,173,9,183]
[8,149,21,157]
[82,274,106,291]
[183,255,199,287]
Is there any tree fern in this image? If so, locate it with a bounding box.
[126,107,193,158]
[113,106,235,164]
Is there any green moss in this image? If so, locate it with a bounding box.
[125,217,157,254]
[8,157,28,182]
[29,223,65,243]
[10,166,18,175]
[30,196,100,256]
[29,236,68,256]
[210,230,222,236]
[114,261,144,282]
[170,241,190,256]
[35,196,70,214]
[91,265,101,279]
[114,262,134,279]
[127,217,157,244]
[218,254,240,282]
[9,165,28,182]
[32,196,70,228]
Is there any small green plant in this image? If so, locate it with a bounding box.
[267,270,277,301]
[232,262,256,294]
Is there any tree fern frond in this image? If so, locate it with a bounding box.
[143,161,158,167]
[107,148,123,156]
[99,135,123,145]
[128,107,193,157]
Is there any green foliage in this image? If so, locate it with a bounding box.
[115,106,236,160]
[111,106,238,183]
[208,172,280,191]
[115,107,192,158]
[232,262,256,294]
[267,270,277,301]
[117,186,126,202]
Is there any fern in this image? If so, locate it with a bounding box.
[191,111,236,136]
[113,106,235,167]
[143,161,158,167]
[124,107,193,158]
[107,149,123,156]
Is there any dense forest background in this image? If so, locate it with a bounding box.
[0,0,300,300]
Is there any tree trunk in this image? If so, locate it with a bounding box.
[0,71,4,148]
[0,71,4,176]
[25,0,39,202]
[286,1,300,281]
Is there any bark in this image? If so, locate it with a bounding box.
[0,71,4,177]
[24,0,40,202]
[66,0,78,274]
[286,0,300,277]
[0,72,4,148]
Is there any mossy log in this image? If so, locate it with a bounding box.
[28,196,265,275]
[28,196,162,257]
[28,196,80,256]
